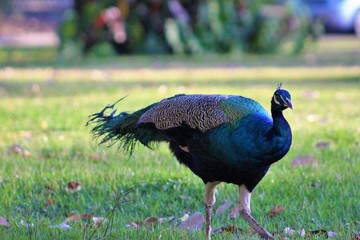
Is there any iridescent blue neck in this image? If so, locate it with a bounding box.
[268,109,292,162]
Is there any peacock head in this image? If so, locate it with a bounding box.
[271,84,293,111]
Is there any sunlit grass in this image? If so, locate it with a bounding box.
[0,36,359,239]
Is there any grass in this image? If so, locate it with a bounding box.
[0,35,359,239]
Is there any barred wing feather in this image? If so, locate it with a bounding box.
[138,94,269,132]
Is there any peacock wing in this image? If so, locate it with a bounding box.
[138,94,270,132]
[138,94,231,132]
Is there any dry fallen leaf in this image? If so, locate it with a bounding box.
[66,181,82,192]
[267,206,285,218]
[64,214,107,228]
[212,224,243,235]
[178,212,204,231]
[215,200,232,216]
[291,156,318,167]
[64,214,93,223]
[0,216,10,227]
[52,214,106,230]
[308,229,337,238]
[126,216,174,229]
[143,216,161,225]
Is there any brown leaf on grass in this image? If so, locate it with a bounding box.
[126,216,174,228]
[54,214,106,229]
[291,156,318,167]
[267,206,285,218]
[0,216,10,227]
[143,216,161,225]
[6,144,31,157]
[178,212,204,231]
[64,213,94,223]
[148,216,174,225]
[66,181,82,192]
[64,214,107,227]
[215,200,232,216]
[308,229,337,238]
[316,141,331,149]
[212,224,244,235]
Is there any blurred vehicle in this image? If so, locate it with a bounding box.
[301,0,360,35]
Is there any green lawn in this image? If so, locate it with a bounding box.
[0,35,359,239]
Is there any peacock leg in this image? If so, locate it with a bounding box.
[237,185,274,240]
[204,181,220,239]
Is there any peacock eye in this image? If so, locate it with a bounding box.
[273,95,281,105]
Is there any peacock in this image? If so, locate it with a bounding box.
[87,84,293,239]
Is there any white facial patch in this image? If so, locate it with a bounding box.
[273,95,281,105]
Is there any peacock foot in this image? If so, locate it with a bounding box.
[239,209,274,240]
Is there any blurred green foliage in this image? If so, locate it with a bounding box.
[59,0,314,56]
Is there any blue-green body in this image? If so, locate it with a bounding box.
[185,111,291,190]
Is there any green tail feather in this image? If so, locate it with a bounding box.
[87,98,165,154]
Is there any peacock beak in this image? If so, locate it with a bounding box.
[285,98,293,110]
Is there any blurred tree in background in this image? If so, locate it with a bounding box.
[58,0,313,56]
